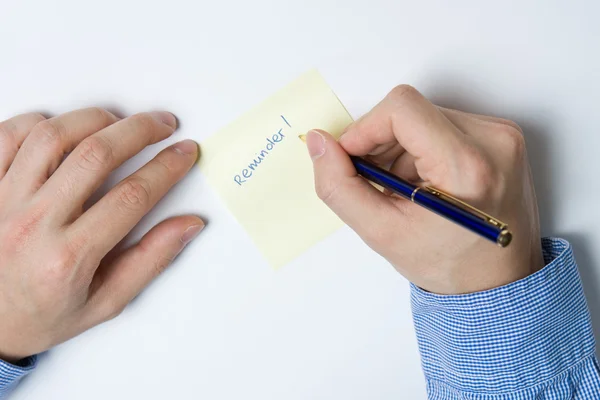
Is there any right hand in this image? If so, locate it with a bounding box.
[305,85,544,295]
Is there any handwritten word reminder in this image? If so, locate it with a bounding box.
[234,115,291,186]
[198,70,354,268]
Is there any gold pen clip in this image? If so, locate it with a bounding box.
[413,186,513,248]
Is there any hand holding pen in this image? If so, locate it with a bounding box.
[302,85,544,295]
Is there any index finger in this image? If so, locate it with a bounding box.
[68,139,198,263]
[339,85,465,162]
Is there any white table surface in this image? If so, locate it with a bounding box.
[2,1,599,399]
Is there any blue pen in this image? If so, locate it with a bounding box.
[350,156,512,247]
[300,135,512,247]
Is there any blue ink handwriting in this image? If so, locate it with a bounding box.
[234,115,291,186]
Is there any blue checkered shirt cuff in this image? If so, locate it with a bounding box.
[411,238,600,398]
[0,355,37,398]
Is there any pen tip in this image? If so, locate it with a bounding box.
[298,134,307,143]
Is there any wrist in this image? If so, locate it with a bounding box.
[0,341,32,365]
[415,236,544,295]
[0,350,24,365]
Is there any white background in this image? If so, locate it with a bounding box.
[1,1,599,399]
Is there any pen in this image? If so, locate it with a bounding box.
[299,135,512,247]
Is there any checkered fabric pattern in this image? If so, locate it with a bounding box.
[0,356,36,398]
[411,238,600,399]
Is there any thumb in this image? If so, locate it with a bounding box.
[305,129,403,242]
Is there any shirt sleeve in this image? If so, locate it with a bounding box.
[0,355,37,398]
[411,238,600,399]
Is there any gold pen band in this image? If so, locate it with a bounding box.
[410,186,422,202]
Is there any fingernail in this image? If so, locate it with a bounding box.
[306,130,326,160]
[150,111,177,129]
[173,139,198,155]
[181,224,204,245]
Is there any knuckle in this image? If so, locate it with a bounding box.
[315,177,365,209]
[27,112,47,124]
[388,84,420,104]
[116,177,152,210]
[0,113,45,147]
[499,125,526,157]
[88,107,116,126]
[461,148,497,198]
[44,246,78,282]
[315,180,340,204]
[31,119,64,145]
[496,118,523,134]
[77,136,114,171]
[0,121,17,148]
[154,153,180,174]
[1,209,45,251]
[107,307,125,321]
[129,112,159,135]
[101,298,126,321]
[153,255,173,277]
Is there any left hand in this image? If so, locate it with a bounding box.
[0,108,203,363]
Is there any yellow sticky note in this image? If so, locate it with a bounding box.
[199,70,353,268]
